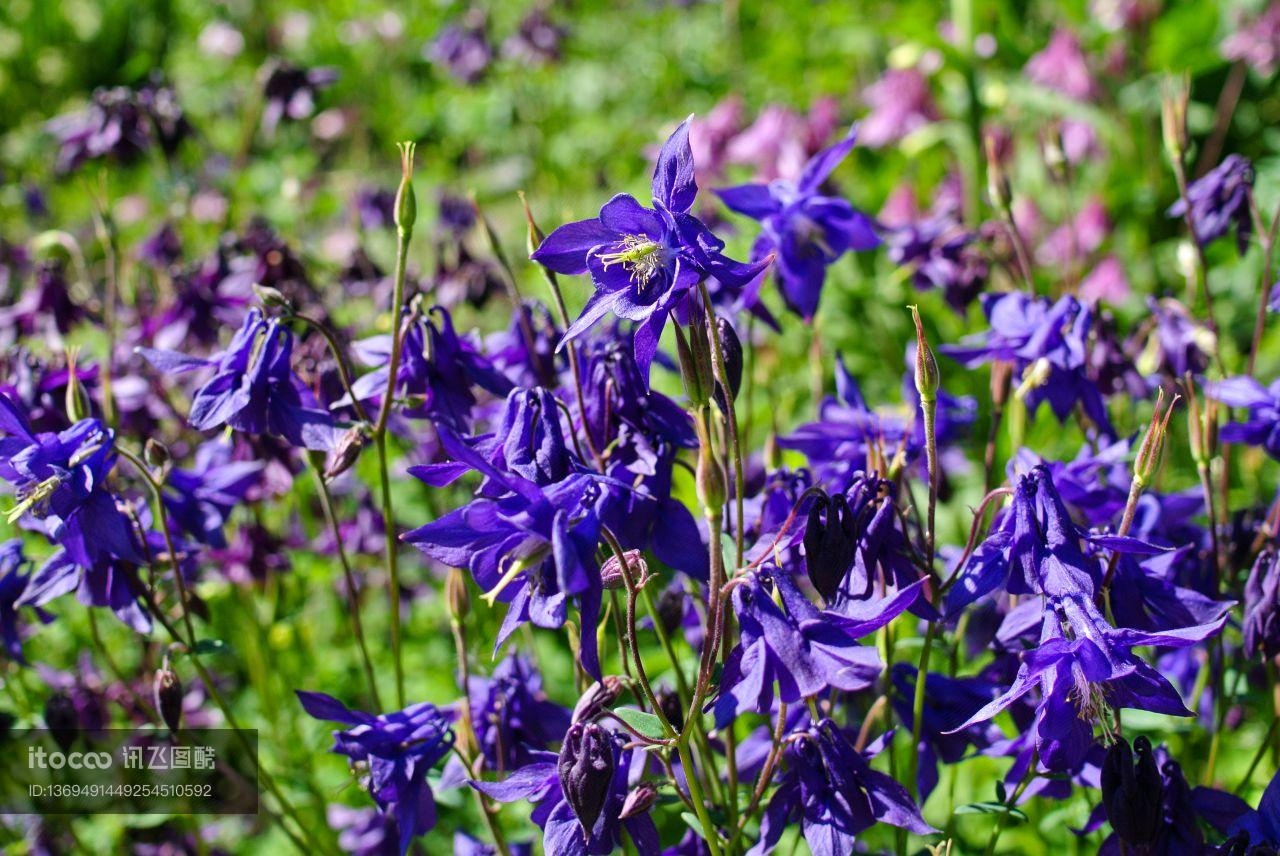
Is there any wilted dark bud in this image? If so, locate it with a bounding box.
[619,781,659,820]
[656,588,685,638]
[252,282,293,312]
[712,317,744,413]
[394,141,417,234]
[154,664,183,734]
[143,438,170,470]
[601,549,647,591]
[909,305,940,402]
[657,688,684,732]
[44,693,79,752]
[445,567,470,622]
[571,676,623,723]
[803,492,860,604]
[64,350,91,423]
[1101,736,1162,847]
[557,721,616,835]
[324,426,368,481]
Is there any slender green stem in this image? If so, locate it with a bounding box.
[985,760,1035,856]
[676,738,724,856]
[308,459,382,709]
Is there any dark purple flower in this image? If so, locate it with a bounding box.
[1244,543,1280,659]
[354,187,398,231]
[750,718,934,856]
[503,10,566,65]
[0,539,46,661]
[346,306,513,432]
[716,125,879,321]
[532,118,770,379]
[1101,735,1163,848]
[296,691,455,856]
[138,309,339,450]
[467,654,572,772]
[0,396,140,572]
[882,216,988,312]
[472,743,660,856]
[161,439,262,549]
[0,258,86,343]
[858,68,940,148]
[326,804,399,856]
[943,292,1113,434]
[46,82,189,174]
[558,721,616,835]
[427,11,493,85]
[1207,375,1280,459]
[136,223,183,270]
[261,62,338,138]
[713,567,920,725]
[1167,155,1255,255]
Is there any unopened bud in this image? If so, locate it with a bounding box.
[909,305,940,402]
[803,491,859,604]
[44,693,79,752]
[1101,736,1162,847]
[1133,388,1179,484]
[144,438,170,470]
[1161,75,1190,164]
[252,283,293,312]
[985,134,1011,211]
[324,426,368,481]
[557,722,616,835]
[1185,380,1218,466]
[520,192,548,259]
[571,676,623,723]
[64,349,91,423]
[446,567,470,622]
[601,550,647,591]
[696,446,726,512]
[619,781,659,820]
[394,141,417,233]
[154,663,183,734]
[1041,125,1068,184]
[712,317,744,413]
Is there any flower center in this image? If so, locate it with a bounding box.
[597,235,666,290]
[1068,662,1114,735]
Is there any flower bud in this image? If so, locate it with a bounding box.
[1101,736,1162,847]
[619,781,659,820]
[571,676,623,723]
[712,317,744,413]
[44,692,79,752]
[154,664,183,734]
[696,446,726,512]
[657,688,684,732]
[64,349,91,423]
[1161,75,1190,164]
[324,426,368,481]
[520,191,548,259]
[1040,125,1069,184]
[395,142,417,234]
[803,491,860,604]
[601,549,647,591]
[656,587,684,637]
[445,567,470,622]
[144,438,171,470]
[909,305,940,402]
[557,721,616,835]
[985,133,1012,212]
[252,282,293,312]
[1133,388,1178,484]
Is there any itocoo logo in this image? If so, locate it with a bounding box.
[28,746,113,769]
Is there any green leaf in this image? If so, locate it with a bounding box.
[681,813,705,840]
[612,707,667,740]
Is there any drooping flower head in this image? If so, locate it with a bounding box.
[260,62,338,138]
[715,125,879,321]
[1167,154,1255,255]
[297,691,455,856]
[749,718,934,856]
[531,118,770,378]
[138,309,338,451]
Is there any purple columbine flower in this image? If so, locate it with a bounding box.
[943,291,1113,434]
[427,11,494,85]
[713,566,920,726]
[467,654,572,772]
[0,539,48,662]
[882,216,988,312]
[260,62,338,138]
[1167,154,1255,255]
[715,125,879,321]
[161,439,263,549]
[750,718,934,856]
[138,309,339,451]
[471,742,660,856]
[531,117,770,378]
[0,395,139,571]
[296,691,455,856]
[1244,543,1280,659]
[345,306,513,433]
[1207,375,1280,459]
[502,10,566,66]
[46,81,190,174]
